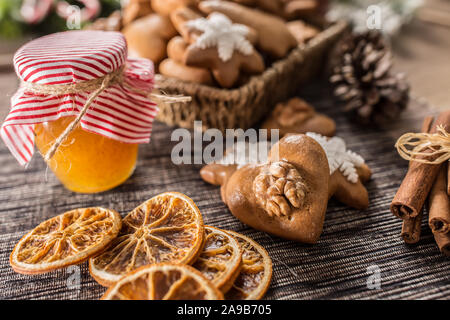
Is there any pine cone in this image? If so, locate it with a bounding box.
[329,31,410,125]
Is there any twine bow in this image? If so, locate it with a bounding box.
[395,125,450,164]
[22,67,191,162]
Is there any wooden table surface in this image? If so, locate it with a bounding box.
[1,81,448,300]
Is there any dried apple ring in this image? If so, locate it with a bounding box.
[193,226,242,293]
[90,192,205,286]
[101,263,223,300]
[10,208,121,275]
[225,231,272,300]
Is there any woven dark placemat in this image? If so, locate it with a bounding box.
[0,77,449,300]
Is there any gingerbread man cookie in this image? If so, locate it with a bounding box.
[200,134,371,242]
[261,97,336,138]
[198,0,297,58]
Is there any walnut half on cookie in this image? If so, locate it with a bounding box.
[254,161,307,218]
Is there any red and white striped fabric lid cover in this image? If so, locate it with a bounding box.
[1,30,158,166]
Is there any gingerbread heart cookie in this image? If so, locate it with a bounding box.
[202,135,329,242]
[226,136,329,242]
[200,134,371,243]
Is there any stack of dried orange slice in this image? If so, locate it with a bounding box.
[10,192,272,300]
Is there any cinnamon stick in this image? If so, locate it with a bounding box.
[401,212,423,244]
[428,162,450,234]
[433,232,450,256]
[398,117,433,244]
[391,111,450,220]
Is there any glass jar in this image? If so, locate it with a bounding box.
[34,116,138,193]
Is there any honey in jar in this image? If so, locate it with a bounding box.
[34,117,138,193]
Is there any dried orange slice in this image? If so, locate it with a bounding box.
[10,208,121,275]
[224,231,272,300]
[90,192,204,286]
[101,263,223,300]
[193,226,242,293]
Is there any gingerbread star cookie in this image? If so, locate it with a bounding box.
[306,132,372,209]
[200,134,371,243]
[199,0,297,58]
[261,97,336,138]
[182,12,265,88]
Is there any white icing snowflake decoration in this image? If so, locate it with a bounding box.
[186,12,254,62]
[306,132,365,183]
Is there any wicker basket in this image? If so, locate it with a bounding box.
[155,20,348,132]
